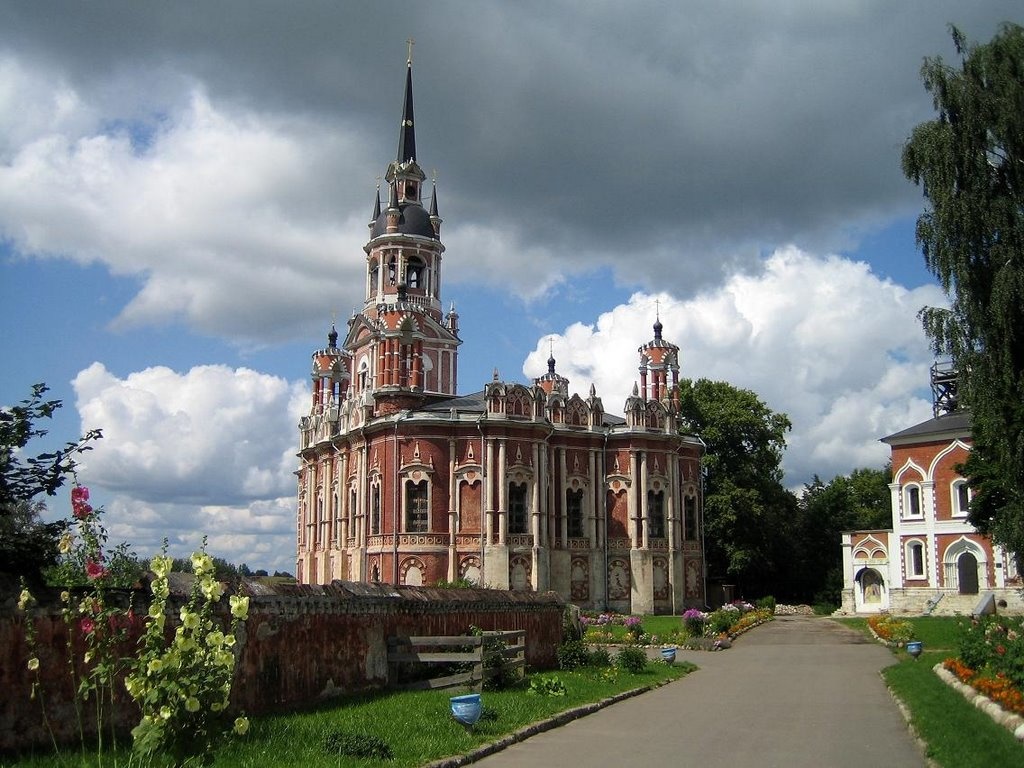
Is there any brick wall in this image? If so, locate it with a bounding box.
[1,581,564,753]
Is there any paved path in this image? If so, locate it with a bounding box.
[471,615,925,768]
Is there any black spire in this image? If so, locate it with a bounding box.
[371,185,381,221]
[328,324,338,348]
[396,59,416,164]
[429,180,439,217]
[653,318,663,340]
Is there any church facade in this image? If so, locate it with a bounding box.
[295,58,706,613]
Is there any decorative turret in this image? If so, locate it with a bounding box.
[638,308,680,406]
[535,342,570,397]
[310,323,349,412]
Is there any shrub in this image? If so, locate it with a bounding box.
[528,674,567,697]
[557,639,589,670]
[321,729,394,760]
[586,647,612,667]
[682,608,707,637]
[707,608,737,636]
[615,645,648,674]
[755,596,776,614]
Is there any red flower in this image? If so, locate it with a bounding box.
[80,617,95,635]
[996,644,1006,656]
[85,560,108,581]
[71,486,90,503]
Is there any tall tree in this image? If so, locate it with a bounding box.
[902,23,1024,560]
[676,378,797,597]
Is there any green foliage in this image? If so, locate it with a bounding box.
[676,378,800,597]
[126,545,251,764]
[796,467,891,603]
[468,627,520,691]
[321,728,394,760]
[754,595,776,614]
[586,647,612,667]
[527,674,567,697]
[614,645,648,674]
[902,22,1024,561]
[556,639,589,670]
[433,577,476,589]
[957,615,1024,689]
[1,384,102,581]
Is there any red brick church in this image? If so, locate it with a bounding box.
[295,57,706,613]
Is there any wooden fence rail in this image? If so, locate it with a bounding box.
[386,630,526,691]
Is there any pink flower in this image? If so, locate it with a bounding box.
[71,486,90,503]
[80,617,95,635]
[85,560,108,581]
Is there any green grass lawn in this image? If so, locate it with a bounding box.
[6,662,695,768]
[837,615,1023,766]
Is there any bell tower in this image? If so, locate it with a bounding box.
[342,52,461,414]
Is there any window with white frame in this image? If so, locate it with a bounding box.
[906,540,926,578]
[952,480,970,517]
[904,484,922,518]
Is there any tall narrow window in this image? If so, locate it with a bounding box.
[566,489,584,538]
[406,480,428,532]
[647,490,665,539]
[953,482,970,517]
[907,541,925,578]
[371,484,381,534]
[905,485,921,517]
[684,495,698,540]
[509,482,528,534]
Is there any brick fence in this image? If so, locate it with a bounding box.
[1,580,565,753]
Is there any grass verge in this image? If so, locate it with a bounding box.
[837,616,1022,765]
[6,662,696,768]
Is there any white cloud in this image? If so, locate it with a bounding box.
[68,362,305,572]
[72,362,305,503]
[0,64,372,342]
[524,247,945,485]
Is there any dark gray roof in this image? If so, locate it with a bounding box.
[881,409,972,444]
[370,202,436,239]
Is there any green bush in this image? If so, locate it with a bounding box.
[586,647,612,667]
[754,596,776,614]
[557,639,589,670]
[615,645,648,674]
[707,607,738,635]
[528,674,567,697]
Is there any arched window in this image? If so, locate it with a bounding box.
[406,257,424,289]
[905,540,925,578]
[952,481,970,517]
[566,489,584,538]
[904,484,922,518]
[405,480,428,532]
[684,494,698,540]
[509,482,528,534]
[368,259,380,295]
[388,255,397,285]
[647,490,665,539]
[371,484,381,535]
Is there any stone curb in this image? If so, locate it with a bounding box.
[421,678,677,768]
[932,662,1024,742]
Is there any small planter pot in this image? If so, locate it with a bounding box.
[450,693,482,727]
[660,647,677,665]
[906,641,923,660]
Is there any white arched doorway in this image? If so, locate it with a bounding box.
[855,567,888,613]
[942,538,986,594]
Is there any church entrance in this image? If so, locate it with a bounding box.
[958,552,979,594]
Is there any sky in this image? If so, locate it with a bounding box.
[2,1,1019,575]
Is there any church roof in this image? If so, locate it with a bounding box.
[370,200,436,239]
[418,389,626,426]
[881,409,972,446]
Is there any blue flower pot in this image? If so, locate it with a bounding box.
[660,647,677,664]
[450,693,482,726]
[906,641,923,660]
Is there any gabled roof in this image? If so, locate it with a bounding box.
[881,410,972,446]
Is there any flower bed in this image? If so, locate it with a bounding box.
[937,659,1024,741]
[867,613,914,645]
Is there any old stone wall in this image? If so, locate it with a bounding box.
[1,581,564,754]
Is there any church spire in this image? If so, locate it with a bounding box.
[396,41,417,164]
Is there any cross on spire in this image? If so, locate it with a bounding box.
[406,37,414,64]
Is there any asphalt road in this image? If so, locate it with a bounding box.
[468,615,926,768]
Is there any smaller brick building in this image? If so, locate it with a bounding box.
[839,365,1022,615]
